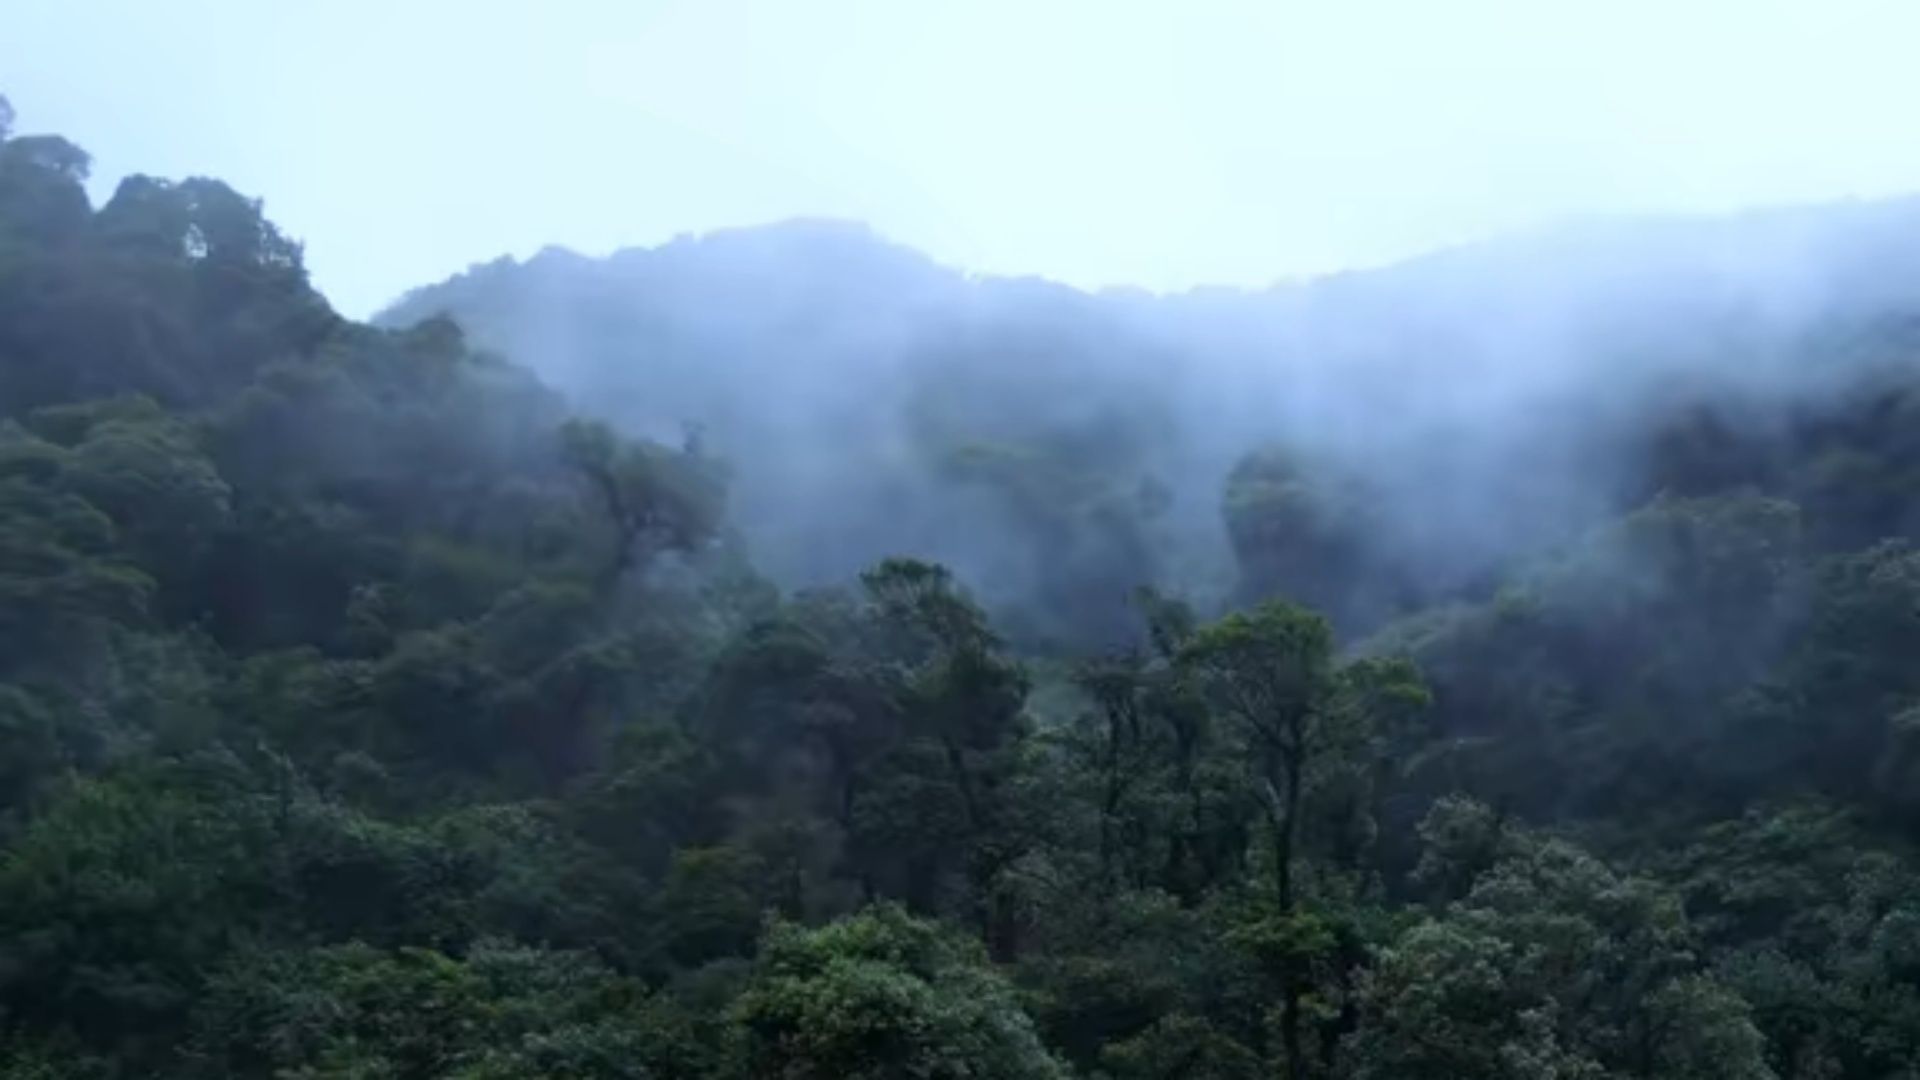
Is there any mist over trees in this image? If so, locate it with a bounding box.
[8,93,1920,1078]
[383,199,1920,645]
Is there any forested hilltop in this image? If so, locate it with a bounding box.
[8,95,1920,1079]
[383,197,1920,648]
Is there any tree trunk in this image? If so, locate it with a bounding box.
[1265,736,1305,1080]
[1099,708,1120,885]
[943,736,1011,956]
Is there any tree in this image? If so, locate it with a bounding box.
[1180,601,1335,918]
[187,939,672,1078]
[0,133,91,244]
[1177,601,1428,1080]
[861,558,1037,957]
[1349,802,1776,1080]
[0,421,155,677]
[560,418,724,583]
[1072,650,1173,891]
[733,905,1067,1080]
[1100,1013,1265,1080]
[1053,588,1255,902]
[1662,804,1920,1077]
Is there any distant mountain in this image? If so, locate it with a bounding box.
[378,198,1920,641]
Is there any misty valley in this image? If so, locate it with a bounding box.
[10,94,1920,1079]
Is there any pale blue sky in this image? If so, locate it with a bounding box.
[6,0,1919,316]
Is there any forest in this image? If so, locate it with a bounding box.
[6,94,1920,1078]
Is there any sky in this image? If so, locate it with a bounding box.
[6,0,1920,318]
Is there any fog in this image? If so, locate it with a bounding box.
[380,196,1920,647]
[15,3,1920,320]
[22,3,1920,649]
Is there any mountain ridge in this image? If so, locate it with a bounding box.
[374,191,1920,634]
[382,191,1920,322]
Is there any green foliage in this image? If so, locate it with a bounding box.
[733,905,1067,1080]
[1349,804,1776,1080]
[12,94,1920,1080]
[188,939,671,1078]
[0,420,156,669]
[1100,1012,1266,1080]
[561,417,726,581]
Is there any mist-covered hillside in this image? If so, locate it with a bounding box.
[18,87,1920,1079]
[383,199,1920,644]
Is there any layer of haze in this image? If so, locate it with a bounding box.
[7,0,1920,318]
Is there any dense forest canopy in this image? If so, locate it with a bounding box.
[7,94,1920,1078]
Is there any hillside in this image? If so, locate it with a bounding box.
[384,198,1920,642]
[9,93,1920,1078]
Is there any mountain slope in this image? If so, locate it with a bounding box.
[381,198,1920,641]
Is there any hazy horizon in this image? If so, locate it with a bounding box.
[11,0,1920,317]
